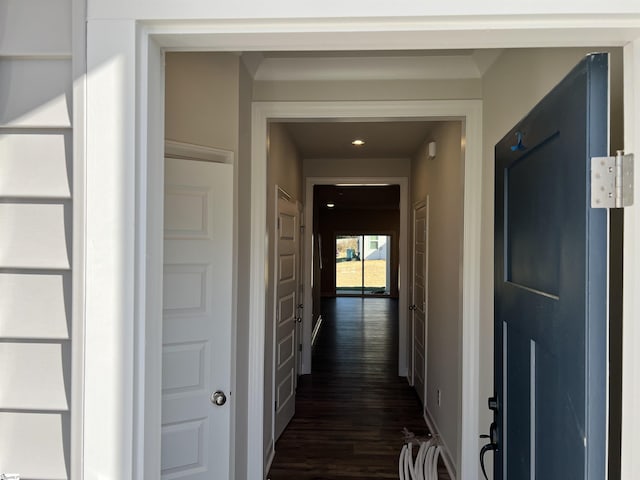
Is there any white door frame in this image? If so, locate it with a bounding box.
[252,101,482,479]
[81,17,640,480]
[303,176,410,376]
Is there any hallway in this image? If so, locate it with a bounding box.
[268,297,450,479]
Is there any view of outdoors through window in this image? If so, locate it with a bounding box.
[335,234,391,295]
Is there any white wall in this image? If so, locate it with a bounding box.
[410,122,464,470]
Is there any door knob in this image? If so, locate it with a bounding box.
[409,304,417,311]
[210,390,227,406]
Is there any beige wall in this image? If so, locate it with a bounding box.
[165,52,255,480]
[235,59,254,480]
[410,121,464,468]
[254,79,481,102]
[304,157,411,178]
[479,47,624,476]
[165,52,240,150]
[264,123,303,457]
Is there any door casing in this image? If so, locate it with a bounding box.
[79,17,640,480]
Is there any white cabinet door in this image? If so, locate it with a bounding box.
[162,158,233,480]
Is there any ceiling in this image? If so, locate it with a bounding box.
[280,120,439,159]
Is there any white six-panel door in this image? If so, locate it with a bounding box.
[274,194,300,441]
[162,158,233,479]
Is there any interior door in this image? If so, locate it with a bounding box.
[411,200,428,405]
[491,53,609,479]
[274,194,300,441]
[162,158,233,479]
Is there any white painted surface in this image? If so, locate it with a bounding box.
[0,412,69,479]
[88,0,640,21]
[621,38,640,480]
[88,18,639,480]
[0,272,70,339]
[412,200,428,405]
[0,202,70,269]
[0,342,69,411]
[273,195,299,441]
[0,59,72,128]
[0,131,72,198]
[0,0,72,55]
[84,19,137,480]
[162,157,233,480]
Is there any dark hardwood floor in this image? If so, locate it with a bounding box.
[268,297,450,479]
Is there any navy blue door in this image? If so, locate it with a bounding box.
[492,54,609,479]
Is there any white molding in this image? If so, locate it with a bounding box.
[264,439,275,479]
[70,0,87,476]
[424,407,457,480]
[164,140,233,163]
[146,16,640,51]
[311,315,323,347]
[252,100,481,480]
[621,38,640,480]
[83,18,640,480]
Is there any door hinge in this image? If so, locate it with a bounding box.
[591,151,634,208]
[299,343,302,352]
[277,217,280,229]
[275,400,277,411]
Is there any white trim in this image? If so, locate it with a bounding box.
[251,100,482,480]
[621,37,640,480]
[164,140,234,163]
[264,439,275,479]
[81,18,640,480]
[302,175,409,377]
[70,0,87,476]
[311,315,323,347]
[424,407,457,480]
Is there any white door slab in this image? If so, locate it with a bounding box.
[273,194,300,441]
[162,158,233,480]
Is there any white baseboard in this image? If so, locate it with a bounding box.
[423,407,457,480]
[311,315,323,347]
[264,439,275,479]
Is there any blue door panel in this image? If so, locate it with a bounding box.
[492,53,609,480]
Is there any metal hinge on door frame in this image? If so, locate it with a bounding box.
[591,151,634,208]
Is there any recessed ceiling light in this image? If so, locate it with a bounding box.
[351,139,365,146]
[326,203,335,208]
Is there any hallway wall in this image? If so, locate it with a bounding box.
[264,123,303,462]
[410,121,464,469]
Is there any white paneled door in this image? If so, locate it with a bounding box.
[162,158,233,480]
[412,200,428,406]
[274,194,300,441]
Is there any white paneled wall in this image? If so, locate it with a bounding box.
[0,0,73,478]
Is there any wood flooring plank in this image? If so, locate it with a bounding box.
[268,298,451,480]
